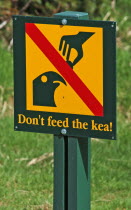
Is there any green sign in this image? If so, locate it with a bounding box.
[13,15,116,139]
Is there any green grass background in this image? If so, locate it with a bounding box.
[0,1,131,209]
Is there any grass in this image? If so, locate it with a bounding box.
[91,122,131,209]
[0,2,131,209]
[0,117,53,209]
[0,46,13,88]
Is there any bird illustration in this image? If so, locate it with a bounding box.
[33,71,66,107]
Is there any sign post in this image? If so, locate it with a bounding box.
[53,12,91,210]
[13,10,116,210]
[54,135,91,210]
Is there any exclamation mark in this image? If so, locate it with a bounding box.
[110,122,112,131]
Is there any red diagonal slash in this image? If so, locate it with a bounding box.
[25,23,103,116]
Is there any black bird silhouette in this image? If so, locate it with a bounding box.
[33,71,66,107]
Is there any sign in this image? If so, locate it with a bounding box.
[13,15,116,139]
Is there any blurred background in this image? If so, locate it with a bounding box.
[0,0,131,209]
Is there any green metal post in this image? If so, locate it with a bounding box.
[53,11,91,210]
[68,137,91,210]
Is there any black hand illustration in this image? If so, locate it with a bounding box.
[59,32,95,68]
